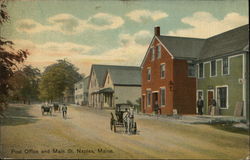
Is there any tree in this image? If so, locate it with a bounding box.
[8,65,41,104]
[0,0,29,111]
[39,59,82,102]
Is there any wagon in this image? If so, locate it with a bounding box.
[110,103,137,134]
[53,103,61,112]
[41,104,52,116]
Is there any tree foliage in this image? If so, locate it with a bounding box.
[39,59,82,102]
[0,0,29,110]
[8,65,41,104]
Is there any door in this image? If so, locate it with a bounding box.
[207,90,214,114]
[197,90,203,114]
[152,92,158,111]
[142,95,145,113]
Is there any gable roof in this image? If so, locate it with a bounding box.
[141,24,249,66]
[106,67,141,86]
[157,36,206,59]
[199,24,249,60]
[91,64,141,88]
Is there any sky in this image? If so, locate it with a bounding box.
[1,0,248,75]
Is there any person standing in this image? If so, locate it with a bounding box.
[211,99,217,116]
[62,103,67,118]
[197,96,204,115]
[154,101,159,115]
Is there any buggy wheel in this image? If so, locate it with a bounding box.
[113,121,116,133]
[134,122,137,134]
[110,119,113,131]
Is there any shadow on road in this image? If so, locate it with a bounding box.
[209,123,249,135]
[0,105,39,126]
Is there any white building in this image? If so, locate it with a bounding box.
[74,76,89,105]
[88,64,141,109]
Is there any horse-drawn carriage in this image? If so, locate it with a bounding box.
[110,103,137,134]
[41,104,52,116]
[53,103,61,112]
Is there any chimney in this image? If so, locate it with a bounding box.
[154,26,160,36]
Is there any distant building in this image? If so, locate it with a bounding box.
[88,64,141,109]
[74,76,89,105]
[141,25,249,119]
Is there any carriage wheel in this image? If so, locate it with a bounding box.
[110,119,113,131]
[134,122,137,134]
[113,121,116,133]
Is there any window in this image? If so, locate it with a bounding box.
[217,87,228,109]
[160,64,165,79]
[147,68,151,81]
[222,57,229,75]
[151,48,155,61]
[157,45,161,59]
[197,90,203,100]
[146,90,151,106]
[211,60,216,76]
[198,63,204,78]
[188,63,196,77]
[160,88,166,106]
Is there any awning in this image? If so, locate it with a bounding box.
[99,88,114,93]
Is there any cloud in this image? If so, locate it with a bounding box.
[126,10,168,23]
[102,30,152,65]
[87,13,124,30]
[168,12,248,38]
[14,30,152,74]
[16,13,124,35]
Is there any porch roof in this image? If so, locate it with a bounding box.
[99,87,114,93]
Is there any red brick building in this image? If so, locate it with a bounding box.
[141,27,205,115]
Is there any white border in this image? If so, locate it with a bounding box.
[147,67,151,81]
[160,63,166,79]
[150,47,155,61]
[210,60,217,77]
[196,90,204,114]
[160,87,166,107]
[157,44,161,59]
[146,88,151,107]
[221,57,230,76]
[198,62,205,79]
[207,89,214,113]
[215,85,229,109]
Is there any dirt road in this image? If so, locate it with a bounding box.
[0,104,249,159]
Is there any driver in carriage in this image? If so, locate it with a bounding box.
[123,108,130,133]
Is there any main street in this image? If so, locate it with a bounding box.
[0,104,248,159]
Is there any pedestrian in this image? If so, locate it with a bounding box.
[197,96,204,115]
[62,103,67,118]
[211,99,217,116]
[123,108,129,133]
[154,101,159,115]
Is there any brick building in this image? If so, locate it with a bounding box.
[141,26,204,115]
[141,25,249,118]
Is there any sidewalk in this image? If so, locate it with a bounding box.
[70,105,249,129]
[136,113,248,128]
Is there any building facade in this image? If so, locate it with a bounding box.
[88,64,141,109]
[74,76,89,105]
[141,25,249,119]
[141,27,199,115]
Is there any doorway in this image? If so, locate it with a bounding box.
[152,92,158,111]
[207,90,214,114]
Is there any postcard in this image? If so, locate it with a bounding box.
[0,0,249,159]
